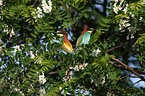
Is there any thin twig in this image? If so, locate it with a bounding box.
[141,52,144,65]
[120,73,132,80]
[128,79,142,88]
[32,0,37,7]
[106,42,128,52]
[49,71,58,75]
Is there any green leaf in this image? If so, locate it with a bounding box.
[6,51,13,55]
[84,13,89,18]
[112,81,117,84]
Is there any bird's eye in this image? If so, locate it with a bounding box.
[57,31,60,33]
[90,28,94,30]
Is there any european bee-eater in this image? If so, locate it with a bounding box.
[57,30,74,54]
[76,27,94,48]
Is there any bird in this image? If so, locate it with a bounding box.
[75,27,94,49]
[56,30,74,54]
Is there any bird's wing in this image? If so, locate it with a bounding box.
[81,32,90,45]
[62,42,73,53]
[76,34,84,48]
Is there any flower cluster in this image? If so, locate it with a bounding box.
[3,25,15,38]
[32,0,52,19]
[112,0,125,14]
[39,88,46,96]
[10,81,24,96]
[91,49,101,57]
[63,63,88,82]
[42,0,52,13]
[73,63,88,71]
[112,0,129,14]
[112,0,141,39]
[14,45,21,53]
[36,7,43,18]
[0,0,3,5]
[39,72,46,84]
[119,18,130,32]
[30,51,35,59]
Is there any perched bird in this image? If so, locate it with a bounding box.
[57,30,74,54]
[76,27,94,48]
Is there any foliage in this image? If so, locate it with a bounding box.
[0,0,145,95]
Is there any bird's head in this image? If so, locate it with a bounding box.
[87,28,94,34]
[82,27,94,34]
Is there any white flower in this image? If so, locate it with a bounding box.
[113,0,123,14]
[30,51,35,59]
[11,28,15,35]
[139,17,142,20]
[123,4,128,14]
[119,0,124,6]
[61,89,64,94]
[83,63,88,67]
[74,65,79,71]
[0,0,3,5]
[79,65,84,70]
[131,14,134,17]
[21,93,24,96]
[69,71,73,75]
[4,28,8,34]
[39,88,46,96]
[21,44,24,46]
[142,0,145,4]
[39,72,46,84]
[36,7,43,18]
[59,87,62,90]
[14,88,20,92]
[115,0,118,3]
[32,0,52,19]
[69,67,73,69]
[130,35,134,39]
[3,25,15,37]
[112,0,126,14]
[126,23,131,27]
[10,28,15,37]
[42,0,52,13]
[119,19,130,31]
[96,49,101,53]
[113,5,119,14]
[92,49,101,57]
[14,45,21,53]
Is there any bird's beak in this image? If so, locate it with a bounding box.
[88,30,93,34]
[57,34,63,37]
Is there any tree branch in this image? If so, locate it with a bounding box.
[49,71,58,75]
[120,73,132,79]
[110,61,145,76]
[88,0,102,15]
[112,58,145,81]
[106,42,128,52]
[103,0,107,16]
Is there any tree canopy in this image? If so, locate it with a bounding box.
[0,0,145,95]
